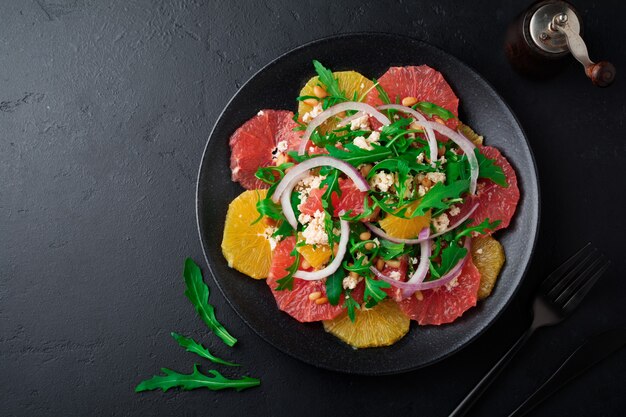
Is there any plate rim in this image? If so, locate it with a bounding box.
[195,32,541,375]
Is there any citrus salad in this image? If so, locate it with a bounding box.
[221,61,519,348]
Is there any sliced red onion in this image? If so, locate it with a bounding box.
[403,228,431,297]
[294,218,350,280]
[377,104,438,164]
[418,120,479,195]
[364,203,479,244]
[369,237,471,298]
[279,172,309,229]
[272,156,369,204]
[298,102,391,155]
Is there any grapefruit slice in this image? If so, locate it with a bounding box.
[323,300,410,348]
[471,236,505,300]
[221,190,273,279]
[365,65,459,132]
[229,109,301,190]
[381,256,408,302]
[399,255,481,325]
[460,146,520,233]
[299,178,370,218]
[266,236,343,322]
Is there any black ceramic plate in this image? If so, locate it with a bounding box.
[196,33,539,375]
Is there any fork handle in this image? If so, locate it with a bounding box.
[448,327,536,417]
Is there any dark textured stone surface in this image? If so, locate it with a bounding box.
[1,1,624,416]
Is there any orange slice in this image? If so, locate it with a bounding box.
[296,236,333,269]
[379,201,431,239]
[221,190,272,279]
[323,300,410,349]
[471,236,505,299]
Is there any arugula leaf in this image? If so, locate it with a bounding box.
[378,240,407,261]
[431,242,468,278]
[412,180,470,217]
[254,163,294,185]
[184,259,237,347]
[373,78,391,104]
[273,220,294,239]
[171,332,239,367]
[326,143,393,166]
[363,276,391,308]
[455,218,502,240]
[312,60,344,99]
[343,291,360,322]
[475,149,508,187]
[135,364,259,393]
[368,157,433,179]
[414,101,457,121]
[320,168,340,212]
[274,251,301,291]
[380,118,412,139]
[253,195,283,224]
[445,153,469,183]
[325,268,344,306]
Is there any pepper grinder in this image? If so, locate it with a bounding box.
[505,0,616,87]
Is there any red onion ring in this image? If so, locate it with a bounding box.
[377,104,438,164]
[298,102,391,155]
[294,218,350,280]
[279,172,309,229]
[403,228,431,296]
[336,111,365,128]
[364,203,479,244]
[369,237,471,298]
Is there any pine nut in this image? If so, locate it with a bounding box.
[409,121,424,130]
[414,290,424,301]
[359,231,371,241]
[402,96,418,107]
[386,259,401,268]
[301,259,311,269]
[359,163,373,177]
[308,291,322,301]
[313,85,328,98]
[349,271,359,279]
[376,258,385,270]
[435,117,445,125]
[315,297,328,305]
[333,245,339,256]
[303,98,319,106]
[364,242,375,251]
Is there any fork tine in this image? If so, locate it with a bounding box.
[554,255,603,305]
[561,259,610,312]
[541,243,592,293]
[546,247,596,297]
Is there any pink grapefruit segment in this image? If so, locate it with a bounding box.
[299,178,370,218]
[229,110,302,189]
[399,255,481,325]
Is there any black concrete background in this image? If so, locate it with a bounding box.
[1,1,624,416]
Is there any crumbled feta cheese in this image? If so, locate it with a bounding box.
[262,227,280,250]
[416,152,425,164]
[439,155,447,165]
[298,213,312,225]
[449,205,461,217]
[343,275,361,290]
[410,257,419,265]
[432,213,450,233]
[445,276,459,290]
[257,110,264,116]
[388,270,402,281]
[369,171,395,192]
[302,103,324,123]
[295,175,325,203]
[417,185,427,197]
[276,140,288,153]
[353,136,372,150]
[394,173,414,198]
[301,210,328,245]
[426,172,446,184]
[476,248,484,254]
[349,114,371,131]
[368,131,380,144]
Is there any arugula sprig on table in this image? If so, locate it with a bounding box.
[136,258,260,394]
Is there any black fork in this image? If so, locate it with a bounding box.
[448,243,610,417]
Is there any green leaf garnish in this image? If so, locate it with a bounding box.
[325,268,344,306]
[183,258,237,347]
[135,364,259,393]
[431,242,468,278]
[254,163,294,185]
[325,143,393,166]
[414,101,457,121]
[253,195,283,224]
[378,240,408,261]
[171,332,239,367]
[275,250,301,291]
[454,218,502,240]
[343,291,360,322]
[363,276,390,308]
[373,78,391,104]
[475,149,508,187]
[412,180,470,217]
[312,60,344,99]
